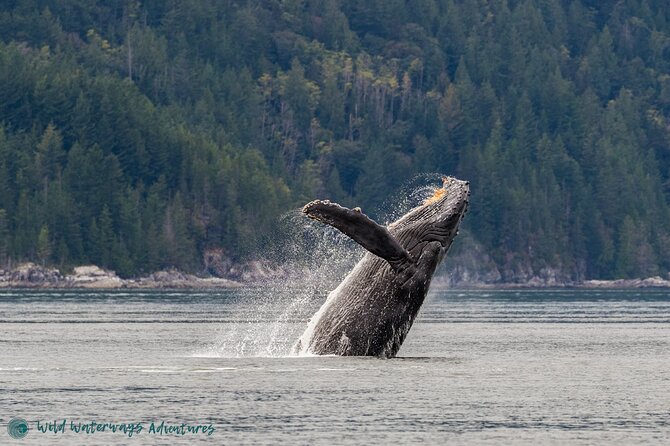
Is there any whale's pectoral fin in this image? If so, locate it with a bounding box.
[302,200,411,270]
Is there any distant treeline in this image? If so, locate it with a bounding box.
[0,1,668,279]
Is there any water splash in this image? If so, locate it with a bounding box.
[200,173,451,358]
[376,172,449,224]
[201,210,361,357]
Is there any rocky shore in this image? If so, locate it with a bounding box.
[436,235,670,289]
[0,263,242,289]
[435,275,670,289]
[3,232,667,290]
[1,262,669,289]
[580,276,670,289]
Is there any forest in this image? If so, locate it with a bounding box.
[0,0,669,281]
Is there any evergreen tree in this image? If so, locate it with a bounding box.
[37,224,51,265]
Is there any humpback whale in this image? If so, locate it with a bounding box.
[292,177,469,358]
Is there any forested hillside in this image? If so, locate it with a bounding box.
[0,1,669,280]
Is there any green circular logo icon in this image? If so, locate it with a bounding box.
[7,418,29,439]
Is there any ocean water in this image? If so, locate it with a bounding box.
[1,288,669,445]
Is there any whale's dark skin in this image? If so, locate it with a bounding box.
[292,177,469,358]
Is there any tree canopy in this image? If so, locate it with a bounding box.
[0,0,669,280]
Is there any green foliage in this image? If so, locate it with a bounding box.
[0,1,669,279]
[37,224,51,265]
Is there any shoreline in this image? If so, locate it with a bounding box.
[438,281,670,290]
[3,284,670,290]
[3,283,669,290]
[1,263,669,290]
[434,276,670,290]
[0,264,243,290]
[2,283,669,290]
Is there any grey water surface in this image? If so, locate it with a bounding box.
[1,288,669,445]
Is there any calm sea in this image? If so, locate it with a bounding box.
[1,288,669,445]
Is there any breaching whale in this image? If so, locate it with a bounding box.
[292,176,469,358]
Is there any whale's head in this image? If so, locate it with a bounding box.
[389,177,469,259]
[300,175,468,274]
